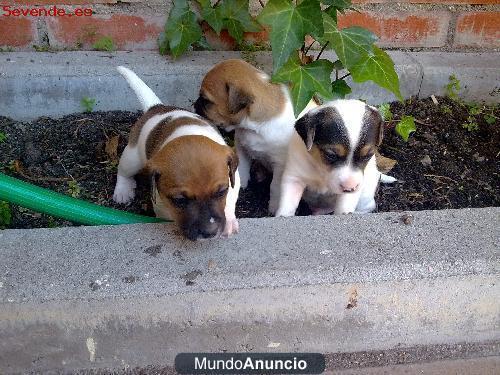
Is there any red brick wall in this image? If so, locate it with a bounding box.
[0,0,499,51]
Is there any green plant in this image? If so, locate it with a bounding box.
[47,216,59,228]
[0,131,7,143]
[441,104,453,115]
[445,74,460,101]
[160,0,402,116]
[67,180,82,198]
[92,36,115,52]
[6,160,17,172]
[0,201,12,229]
[484,112,497,125]
[378,103,416,142]
[462,103,498,132]
[378,103,393,122]
[0,47,14,52]
[81,96,96,113]
[462,116,479,132]
[33,44,51,52]
[395,115,416,142]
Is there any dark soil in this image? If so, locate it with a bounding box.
[0,96,498,229]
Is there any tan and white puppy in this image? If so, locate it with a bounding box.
[194,59,314,214]
[276,100,396,217]
[113,66,240,240]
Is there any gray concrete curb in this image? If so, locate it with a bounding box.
[1,208,499,372]
[0,50,498,121]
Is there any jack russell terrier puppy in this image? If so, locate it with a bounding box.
[194,59,315,215]
[275,100,396,217]
[113,66,240,240]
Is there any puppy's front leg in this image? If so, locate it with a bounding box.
[235,139,251,189]
[113,145,143,204]
[334,189,363,215]
[268,166,284,215]
[275,175,305,217]
[223,170,240,237]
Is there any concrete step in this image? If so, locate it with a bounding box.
[1,207,499,372]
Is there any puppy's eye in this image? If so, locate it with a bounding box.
[359,152,374,162]
[324,151,339,164]
[200,95,212,104]
[362,153,374,160]
[213,186,228,199]
[170,195,190,208]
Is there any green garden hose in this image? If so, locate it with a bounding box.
[0,172,167,226]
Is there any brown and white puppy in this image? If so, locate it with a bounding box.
[113,66,240,240]
[276,100,396,217]
[194,59,314,214]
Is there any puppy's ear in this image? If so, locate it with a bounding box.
[374,109,384,146]
[226,84,254,114]
[226,148,239,188]
[146,158,162,193]
[295,114,316,151]
[149,170,161,204]
[377,120,384,146]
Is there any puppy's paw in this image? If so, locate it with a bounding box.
[355,198,376,214]
[113,176,136,204]
[222,216,239,237]
[268,199,278,216]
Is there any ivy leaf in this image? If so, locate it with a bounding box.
[219,0,260,43]
[258,0,323,73]
[378,103,393,121]
[350,46,403,101]
[324,6,338,23]
[331,79,351,99]
[158,31,169,55]
[274,54,334,116]
[321,12,377,69]
[323,0,353,19]
[198,0,224,34]
[165,0,202,58]
[395,115,416,142]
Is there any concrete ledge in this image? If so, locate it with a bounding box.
[0,50,498,121]
[410,52,500,103]
[1,207,499,372]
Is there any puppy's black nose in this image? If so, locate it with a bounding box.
[343,187,357,193]
[197,218,221,239]
[199,228,218,239]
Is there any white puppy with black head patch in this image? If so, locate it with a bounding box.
[276,99,396,217]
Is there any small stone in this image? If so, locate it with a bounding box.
[421,133,437,143]
[208,259,216,270]
[420,155,432,167]
[401,214,413,225]
[472,153,485,162]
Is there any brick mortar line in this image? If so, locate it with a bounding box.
[446,9,459,48]
[4,2,499,14]
[400,50,425,98]
[356,3,500,11]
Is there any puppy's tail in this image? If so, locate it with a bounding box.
[380,173,397,184]
[116,66,162,111]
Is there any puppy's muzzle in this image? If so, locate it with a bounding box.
[184,215,225,241]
